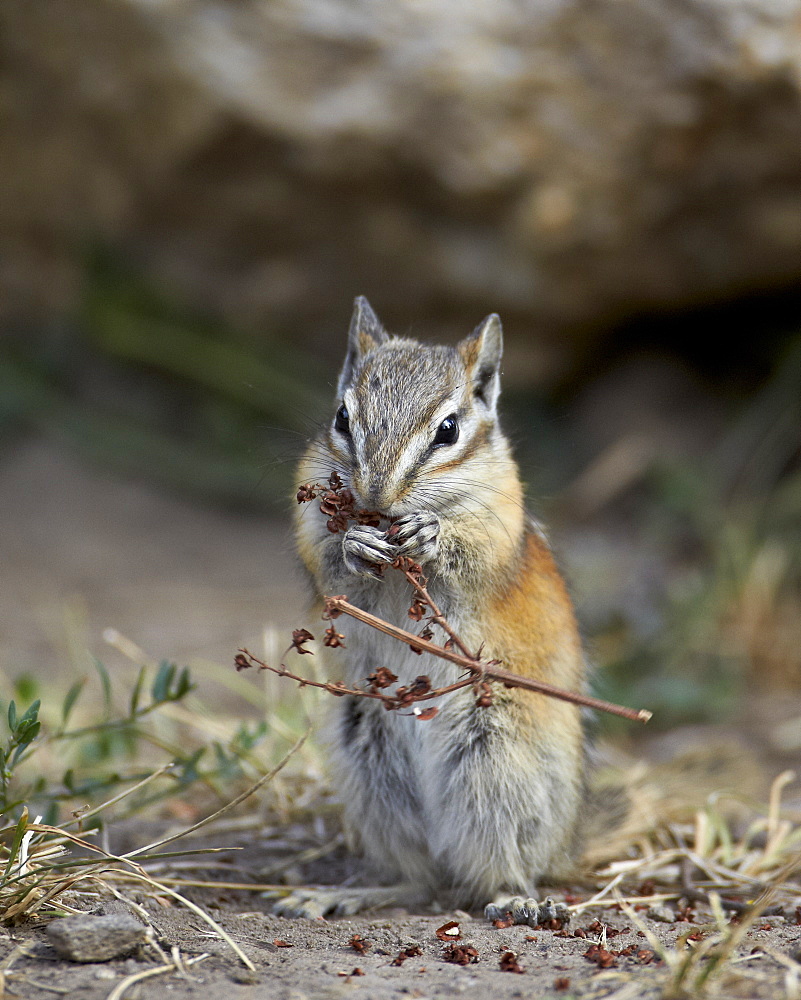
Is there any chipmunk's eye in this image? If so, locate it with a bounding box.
[335,403,350,435]
[433,414,459,446]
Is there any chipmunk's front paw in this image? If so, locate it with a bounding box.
[342,524,396,579]
[484,896,570,928]
[390,511,440,564]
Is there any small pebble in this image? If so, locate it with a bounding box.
[646,905,676,923]
[46,914,147,962]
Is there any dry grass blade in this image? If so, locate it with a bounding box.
[131,877,289,891]
[587,769,801,920]
[0,944,33,1000]
[62,762,176,829]
[124,728,308,860]
[1,727,308,953]
[569,872,627,916]
[1,823,150,921]
[613,890,771,998]
[681,888,775,997]
[4,851,256,970]
[107,870,255,971]
[587,785,801,1000]
[761,947,801,1000]
[615,896,672,963]
[105,952,209,1000]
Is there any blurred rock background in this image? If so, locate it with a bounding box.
[2,0,801,743]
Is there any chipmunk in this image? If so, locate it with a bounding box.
[283,297,587,924]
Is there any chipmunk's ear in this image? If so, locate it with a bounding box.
[459,313,503,411]
[338,296,388,394]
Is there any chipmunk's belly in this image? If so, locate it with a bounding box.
[333,580,472,887]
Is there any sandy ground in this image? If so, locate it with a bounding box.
[2,880,797,999]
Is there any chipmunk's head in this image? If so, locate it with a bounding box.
[326,296,512,516]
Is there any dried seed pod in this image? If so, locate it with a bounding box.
[291,629,315,653]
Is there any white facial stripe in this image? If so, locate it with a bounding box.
[342,389,356,420]
[396,432,425,474]
[369,419,469,505]
[432,389,466,429]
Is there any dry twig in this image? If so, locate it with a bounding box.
[241,473,652,724]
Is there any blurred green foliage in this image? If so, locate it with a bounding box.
[589,341,801,729]
[0,660,274,827]
[0,253,327,510]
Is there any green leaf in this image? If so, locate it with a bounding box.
[92,658,112,714]
[174,748,205,786]
[175,667,193,699]
[151,662,175,704]
[19,700,40,727]
[10,722,40,765]
[129,666,145,717]
[62,681,85,724]
[232,720,267,753]
[3,809,29,879]
[7,700,17,732]
[14,676,38,705]
[92,656,111,715]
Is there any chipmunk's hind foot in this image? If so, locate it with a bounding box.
[484,895,570,927]
[266,884,416,919]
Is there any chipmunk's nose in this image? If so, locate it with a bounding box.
[352,471,392,513]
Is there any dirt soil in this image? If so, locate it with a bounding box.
[2,867,798,1000]
[3,820,800,1000]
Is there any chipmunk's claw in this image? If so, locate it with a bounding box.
[484,895,570,927]
[342,525,397,578]
[390,511,440,563]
